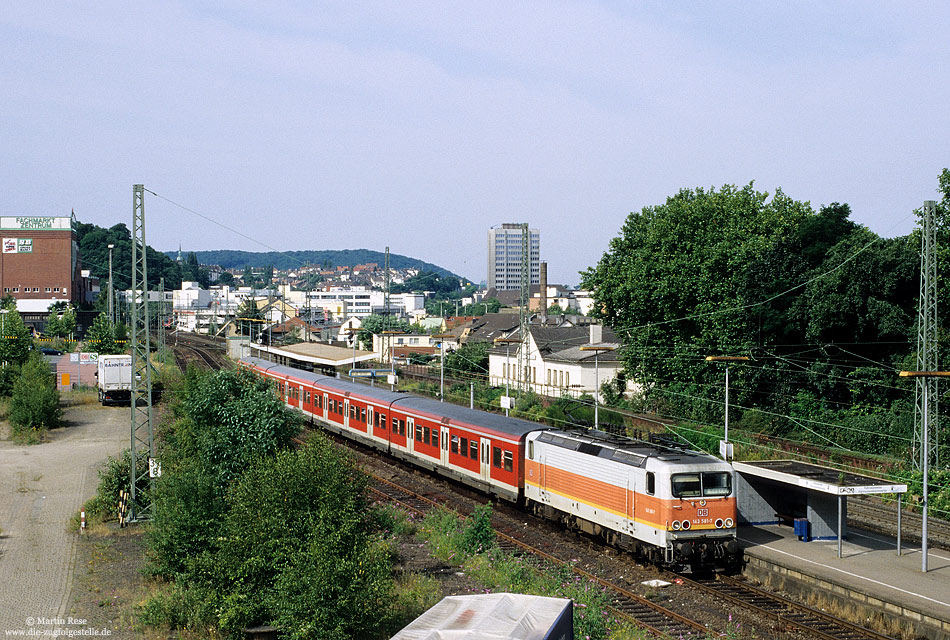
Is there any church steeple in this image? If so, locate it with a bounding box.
[177,244,183,263]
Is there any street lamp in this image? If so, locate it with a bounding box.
[494,336,521,416]
[898,369,950,572]
[705,355,749,460]
[345,327,360,374]
[580,345,615,431]
[433,333,454,402]
[107,244,115,325]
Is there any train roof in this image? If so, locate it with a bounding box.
[535,428,724,468]
[392,395,546,439]
[242,357,407,403]
[242,357,546,439]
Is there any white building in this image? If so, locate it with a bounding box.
[488,324,632,401]
[488,223,540,291]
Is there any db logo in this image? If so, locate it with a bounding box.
[697,508,708,517]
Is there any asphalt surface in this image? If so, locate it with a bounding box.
[0,402,128,636]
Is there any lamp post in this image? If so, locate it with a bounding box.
[580,345,615,431]
[107,244,115,325]
[345,327,360,376]
[494,337,521,416]
[705,355,749,460]
[898,370,950,572]
[433,333,454,402]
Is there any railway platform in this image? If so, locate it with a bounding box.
[739,523,950,639]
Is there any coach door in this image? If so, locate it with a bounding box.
[406,417,415,454]
[625,475,636,533]
[480,438,491,482]
[322,393,329,421]
[367,406,374,440]
[538,454,548,502]
[440,426,450,466]
[343,399,350,429]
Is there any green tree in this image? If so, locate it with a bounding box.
[0,302,33,366]
[357,314,415,350]
[85,313,122,355]
[10,352,62,436]
[444,342,490,377]
[44,303,76,339]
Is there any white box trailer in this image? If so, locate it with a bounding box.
[97,355,132,405]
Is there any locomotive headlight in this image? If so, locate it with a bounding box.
[715,518,724,529]
[672,520,681,531]
[725,518,734,528]
[681,520,691,530]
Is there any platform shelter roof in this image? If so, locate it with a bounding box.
[733,460,907,495]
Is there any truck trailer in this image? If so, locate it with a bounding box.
[97,355,132,405]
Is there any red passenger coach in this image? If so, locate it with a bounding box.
[241,357,547,502]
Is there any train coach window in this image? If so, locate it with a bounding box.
[451,435,460,454]
[392,417,398,431]
[492,447,502,469]
[361,408,366,423]
[399,420,406,435]
[460,437,468,457]
[671,473,702,498]
[470,440,478,460]
[503,451,513,472]
[432,430,439,448]
[646,472,655,496]
[416,425,423,443]
[304,391,311,403]
[377,413,386,430]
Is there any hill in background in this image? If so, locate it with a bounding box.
[164,249,464,281]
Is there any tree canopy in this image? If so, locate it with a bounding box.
[581,180,933,458]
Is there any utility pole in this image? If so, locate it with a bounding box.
[705,355,749,459]
[914,200,939,468]
[157,277,166,360]
[129,184,155,523]
[107,243,115,325]
[517,222,530,393]
[434,333,453,402]
[384,246,391,332]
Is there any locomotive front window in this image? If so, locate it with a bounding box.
[671,472,732,498]
[703,472,732,496]
[671,473,702,498]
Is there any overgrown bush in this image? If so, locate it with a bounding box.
[9,352,61,438]
[83,450,151,523]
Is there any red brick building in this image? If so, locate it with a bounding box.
[0,214,83,305]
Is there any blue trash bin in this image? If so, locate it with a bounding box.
[793,518,810,542]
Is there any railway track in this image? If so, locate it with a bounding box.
[848,496,950,551]
[171,333,226,372]
[366,467,897,640]
[684,574,894,640]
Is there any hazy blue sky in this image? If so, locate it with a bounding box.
[3,3,948,284]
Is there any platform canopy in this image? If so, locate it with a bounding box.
[733,460,907,495]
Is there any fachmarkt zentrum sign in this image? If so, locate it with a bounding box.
[0,216,71,230]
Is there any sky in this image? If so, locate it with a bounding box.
[3,2,948,285]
